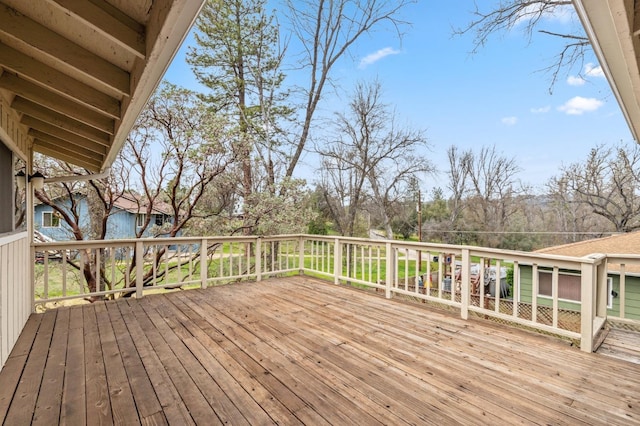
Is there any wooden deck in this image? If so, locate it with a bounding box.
[597,328,640,365]
[0,276,639,425]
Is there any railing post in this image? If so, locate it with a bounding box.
[619,263,626,319]
[596,258,608,318]
[580,260,595,352]
[200,238,207,289]
[460,248,470,320]
[30,244,36,313]
[385,242,394,299]
[135,240,144,299]
[298,235,305,275]
[333,238,341,285]
[256,237,262,282]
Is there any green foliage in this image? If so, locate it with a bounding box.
[243,178,314,236]
[392,217,414,240]
[424,187,450,222]
[505,264,514,297]
[308,217,328,235]
[187,0,288,116]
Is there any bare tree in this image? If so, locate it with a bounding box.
[284,0,415,179]
[33,158,124,296]
[123,83,235,239]
[456,1,590,92]
[554,143,640,232]
[446,145,471,231]
[120,82,237,287]
[318,80,431,238]
[463,145,523,247]
[546,175,611,243]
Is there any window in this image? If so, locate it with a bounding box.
[136,213,146,228]
[155,214,164,226]
[42,212,60,228]
[538,270,581,302]
[607,277,613,309]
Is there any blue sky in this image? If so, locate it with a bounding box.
[164,1,632,195]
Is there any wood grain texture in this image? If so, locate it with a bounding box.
[0,276,638,425]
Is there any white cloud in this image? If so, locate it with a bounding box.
[584,63,604,78]
[544,5,574,24]
[515,4,574,26]
[566,63,604,87]
[501,116,518,126]
[557,96,603,115]
[530,106,551,114]
[567,75,586,86]
[358,47,400,69]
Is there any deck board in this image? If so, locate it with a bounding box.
[60,306,86,425]
[4,310,56,425]
[1,276,640,425]
[598,328,640,365]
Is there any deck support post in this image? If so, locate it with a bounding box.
[461,248,470,320]
[256,237,262,282]
[580,260,595,352]
[200,238,207,289]
[385,242,393,299]
[596,258,608,318]
[333,238,341,285]
[298,235,305,275]
[135,240,144,298]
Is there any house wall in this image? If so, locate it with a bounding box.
[35,196,168,240]
[519,266,582,311]
[519,265,640,320]
[0,232,31,368]
[105,211,168,239]
[107,210,137,239]
[0,98,32,370]
[607,274,640,319]
[34,200,91,241]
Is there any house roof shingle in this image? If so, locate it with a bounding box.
[113,193,172,216]
[536,231,640,274]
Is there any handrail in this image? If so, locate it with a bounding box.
[32,233,619,352]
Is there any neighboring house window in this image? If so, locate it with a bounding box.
[136,213,146,228]
[155,215,164,226]
[538,270,581,302]
[42,211,61,228]
[607,277,613,309]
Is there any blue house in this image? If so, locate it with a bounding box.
[35,192,172,241]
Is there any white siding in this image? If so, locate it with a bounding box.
[0,232,31,368]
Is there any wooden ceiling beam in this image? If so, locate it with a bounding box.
[14,98,112,146]
[30,129,106,163]
[31,129,105,161]
[34,140,103,171]
[26,119,108,155]
[0,42,121,118]
[0,73,115,134]
[0,2,130,96]
[48,0,146,59]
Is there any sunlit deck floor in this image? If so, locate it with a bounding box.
[0,276,639,425]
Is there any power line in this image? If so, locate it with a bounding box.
[423,230,620,235]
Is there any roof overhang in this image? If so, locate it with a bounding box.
[574,0,640,141]
[0,0,205,171]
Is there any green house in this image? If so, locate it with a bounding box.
[519,232,640,321]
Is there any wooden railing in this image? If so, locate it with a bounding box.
[0,231,31,368]
[32,235,303,304]
[33,234,613,352]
